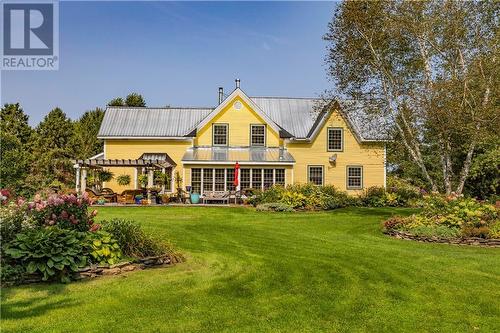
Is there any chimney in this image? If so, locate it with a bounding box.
[218,87,224,104]
[235,79,240,89]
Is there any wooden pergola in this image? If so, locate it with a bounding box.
[71,154,176,194]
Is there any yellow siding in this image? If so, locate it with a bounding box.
[100,103,385,194]
[195,96,280,147]
[286,110,385,194]
[104,139,191,193]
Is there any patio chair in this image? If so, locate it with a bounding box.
[117,189,142,204]
[101,188,117,203]
[202,191,229,204]
[85,188,104,202]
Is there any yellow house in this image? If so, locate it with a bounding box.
[86,81,386,195]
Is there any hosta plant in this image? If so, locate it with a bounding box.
[4,227,87,282]
[86,231,122,265]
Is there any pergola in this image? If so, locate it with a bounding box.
[71,153,176,194]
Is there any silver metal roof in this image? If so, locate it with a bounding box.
[251,97,326,139]
[98,107,212,138]
[97,97,387,142]
[182,147,295,164]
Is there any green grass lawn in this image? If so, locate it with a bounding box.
[2,207,500,332]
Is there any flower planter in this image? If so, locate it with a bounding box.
[190,193,200,204]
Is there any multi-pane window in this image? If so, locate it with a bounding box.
[327,128,343,151]
[213,124,228,146]
[263,169,274,189]
[240,169,251,190]
[347,166,363,189]
[251,124,266,146]
[308,166,324,186]
[191,168,286,193]
[215,169,225,191]
[203,168,213,192]
[252,169,262,190]
[226,169,236,191]
[191,169,201,194]
[275,169,285,186]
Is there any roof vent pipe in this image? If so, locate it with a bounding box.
[218,87,224,104]
[235,79,240,89]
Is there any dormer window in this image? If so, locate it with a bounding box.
[250,124,266,147]
[327,128,343,151]
[213,124,228,146]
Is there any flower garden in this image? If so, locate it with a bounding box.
[0,191,182,286]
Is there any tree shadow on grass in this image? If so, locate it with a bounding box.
[1,282,80,320]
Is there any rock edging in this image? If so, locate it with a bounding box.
[384,230,500,247]
[75,255,176,279]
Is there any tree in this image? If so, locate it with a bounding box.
[0,103,32,144]
[125,93,146,107]
[71,108,104,159]
[108,97,124,106]
[29,108,74,189]
[324,1,499,195]
[0,104,33,196]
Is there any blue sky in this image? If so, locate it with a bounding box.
[2,1,336,125]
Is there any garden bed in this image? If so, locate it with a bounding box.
[384,230,500,247]
[382,195,499,245]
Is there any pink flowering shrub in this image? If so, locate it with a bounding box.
[27,193,100,232]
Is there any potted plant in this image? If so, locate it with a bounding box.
[134,194,143,204]
[154,171,171,193]
[116,174,131,187]
[161,194,170,204]
[138,174,148,189]
[96,170,114,192]
[190,191,200,204]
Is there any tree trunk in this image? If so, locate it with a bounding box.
[455,141,475,195]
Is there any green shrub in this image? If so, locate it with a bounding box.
[0,202,34,245]
[403,225,461,238]
[1,261,25,285]
[360,186,387,207]
[102,219,179,258]
[256,202,294,212]
[279,191,307,209]
[4,227,87,282]
[86,231,121,265]
[489,222,500,239]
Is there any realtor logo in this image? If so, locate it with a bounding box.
[1,1,59,70]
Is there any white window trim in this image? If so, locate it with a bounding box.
[327,127,344,152]
[307,165,324,186]
[212,123,229,146]
[250,124,266,147]
[346,165,363,190]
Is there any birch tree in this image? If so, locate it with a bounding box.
[324,0,499,195]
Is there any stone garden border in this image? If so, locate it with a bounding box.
[13,255,179,285]
[384,230,500,247]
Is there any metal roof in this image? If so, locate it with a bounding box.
[98,106,213,138]
[97,96,387,142]
[251,97,326,139]
[182,147,295,164]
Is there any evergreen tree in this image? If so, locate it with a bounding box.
[71,108,104,159]
[125,93,146,107]
[29,108,74,189]
[108,97,125,106]
[0,104,33,196]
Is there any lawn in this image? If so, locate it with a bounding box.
[2,207,499,332]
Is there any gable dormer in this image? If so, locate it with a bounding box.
[194,86,281,148]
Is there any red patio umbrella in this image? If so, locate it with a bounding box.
[234,162,240,188]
